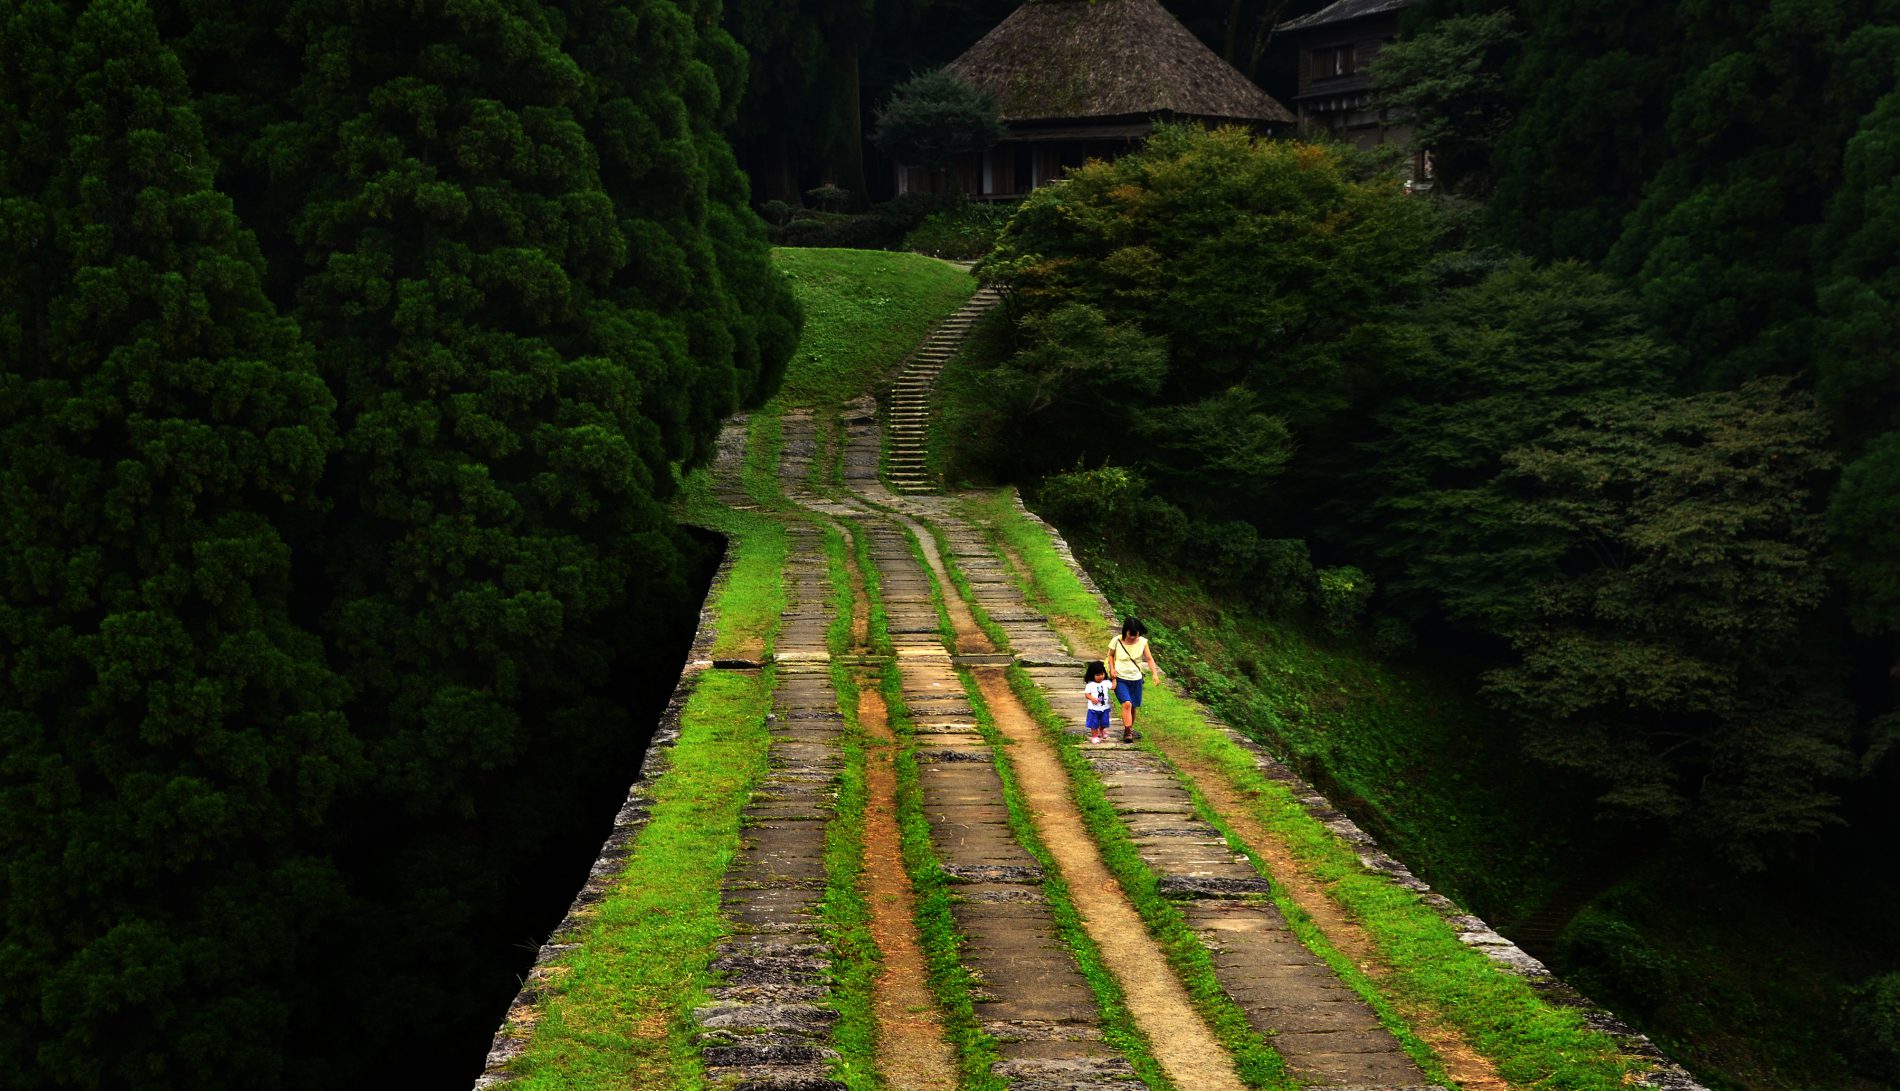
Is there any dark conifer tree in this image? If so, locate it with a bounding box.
[0,1,352,1086]
[245,0,793,1066]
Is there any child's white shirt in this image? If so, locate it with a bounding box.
[1084,680,1114,711]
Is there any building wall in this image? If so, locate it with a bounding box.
[1286,12,1428,178]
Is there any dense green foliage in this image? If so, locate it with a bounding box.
[978,127,1436,513]
[0,5,351,1085]
[1369,10,1518,198]
[1483,380,1848,864]
[978,123,1867,867]
[869,68,1002,176]
[1402,0,1900,678]
[0,0,791,1086]
[955,106,1899,1084]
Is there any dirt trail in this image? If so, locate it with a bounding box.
[969,667,1248,1091]
[1156,743,1512,1091]
[891,507,993,654]
[857,684,958,1090]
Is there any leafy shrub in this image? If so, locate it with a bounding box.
[779,210,905,250]
[1126,493,1193,560]
[1556,907,1682,1020]
[1189,519,1267,590]
[1255,538,1319,615]
[1315,566,1375,633]
[773,193,961,251]
[904,202,1015,259]
[1843,972,1900,1081]
[1373,615,1418,657]
[760,199,798,227]
[1035,464,1149,532]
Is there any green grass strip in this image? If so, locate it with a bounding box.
[959,488,1104,638]
[675,467,790,661]
[855,521,893,658]
[956,667,1176,1091]
[960,489,1642,1091]
[885,660,1008,1090]
[505,666,775,1090]
[820,523,880,1090]
[898,523,959,650]
[744,411,793,512]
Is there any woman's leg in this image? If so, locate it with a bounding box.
[1121,700,1134,730]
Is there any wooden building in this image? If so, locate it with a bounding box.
[1275,0,1423,177]
[896,0,1294,200]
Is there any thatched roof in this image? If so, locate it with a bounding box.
[947,0,1294,126]
[1276,0,1411,33]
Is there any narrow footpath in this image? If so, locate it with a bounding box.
[474,263,1714,1091]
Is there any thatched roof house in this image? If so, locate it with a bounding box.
[897,0,1293,199]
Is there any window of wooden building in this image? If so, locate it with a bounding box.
[1314,43,1356,79]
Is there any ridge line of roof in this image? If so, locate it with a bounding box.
[1274,0,1412,33]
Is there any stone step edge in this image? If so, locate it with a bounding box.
[999,491,1712,1091]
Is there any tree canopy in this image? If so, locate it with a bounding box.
[0,0,793,1085]
[871,67,1003,173]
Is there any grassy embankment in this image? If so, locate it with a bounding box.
[495,462,786,1088]
[768,247,975,412]
[944,478,1897,1089]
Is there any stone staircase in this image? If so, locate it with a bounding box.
[886,285,1003,493]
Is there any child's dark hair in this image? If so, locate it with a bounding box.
[1084,659,1107,680]
[1120,616,1146,638]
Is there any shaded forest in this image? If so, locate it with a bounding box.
[0,0,793,1087]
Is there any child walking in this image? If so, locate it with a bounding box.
[1083,661,1114,743]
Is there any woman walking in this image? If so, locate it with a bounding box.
[1108,617,1160,744]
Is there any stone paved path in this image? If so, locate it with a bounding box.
[884,488,1438,1091]
[695,427,849,1090]
[782,410,1153,1088]
[477,277,1709,1091]
[807,412,1262,1090]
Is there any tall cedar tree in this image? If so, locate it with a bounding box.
[238,0,783,1069]
[0,1,353,1087]
[725,0,878,202]
[562,0,799,469]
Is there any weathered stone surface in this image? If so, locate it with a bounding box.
[699,1033,839,1067]
[942,862,1044,884]
[1157,874,1274,898]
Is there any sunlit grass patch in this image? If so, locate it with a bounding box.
[771,248,975,411]
[504,666,774,1090]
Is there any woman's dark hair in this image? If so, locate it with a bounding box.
[1084,659,1107,680]
[1120,617,1146,638]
